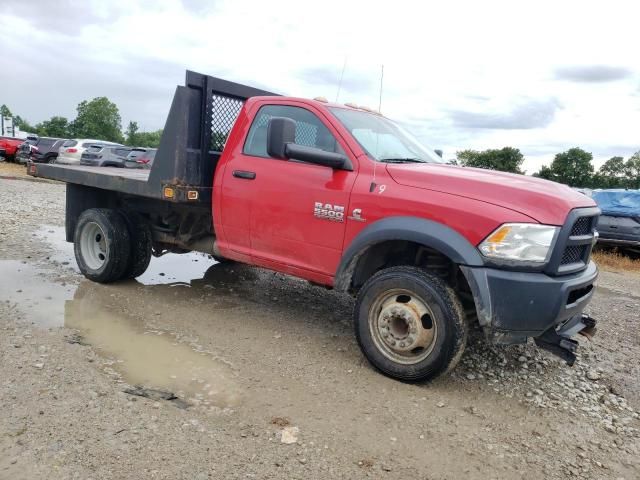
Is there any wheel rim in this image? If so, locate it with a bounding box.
[79,222,108,270]
[368,288,438,365]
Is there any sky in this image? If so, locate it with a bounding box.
[0,0,638,173]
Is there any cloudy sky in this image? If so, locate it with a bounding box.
[1,0,638,172]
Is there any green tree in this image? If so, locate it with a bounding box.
[0,104,12,117]
[69,97,123,143]
[14,115,38,134]
[456,147,524,174]
[36,116,70,138]
[625,151,640,189]
[535,148,594,187]
[535,165,553,180]
[125,121,139,145]
[134,129,163,148]
[597,156,626,188]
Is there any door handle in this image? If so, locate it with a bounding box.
[232,170,256,180]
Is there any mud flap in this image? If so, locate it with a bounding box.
[534,314,597,366]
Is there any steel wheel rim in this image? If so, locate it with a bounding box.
[368,288,438,365]
[80,222,108,270]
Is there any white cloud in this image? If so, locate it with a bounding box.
[0,0,638,172]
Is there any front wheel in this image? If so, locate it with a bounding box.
[74,209,131,283]
[354,266,467,382]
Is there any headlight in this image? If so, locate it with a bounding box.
[479,223,559,263]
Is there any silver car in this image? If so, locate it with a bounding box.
[80,145,133,168]
[57,139,123,165]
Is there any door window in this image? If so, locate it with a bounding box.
[243,105,344,158]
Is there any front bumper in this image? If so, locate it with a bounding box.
[461,260,598,341]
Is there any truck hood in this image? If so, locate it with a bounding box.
[386,163,596,225]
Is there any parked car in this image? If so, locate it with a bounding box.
[80,145,133,167]
[16,137,66,164]
[592,189,640,253]
[0,136,26,161]
[57,139,123,165]
[124,148,157,169]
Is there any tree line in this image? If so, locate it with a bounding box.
[3,97,637,188]
[455,146,640,189]
[0,98,163,148]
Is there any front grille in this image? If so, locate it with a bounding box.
[561,246,586,265]
[571,217,592,236]
[547,208,599,275]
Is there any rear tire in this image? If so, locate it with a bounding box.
[74,209,131,283]
[119,211,152,279]
[354,266,467,382]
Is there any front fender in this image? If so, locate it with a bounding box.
[334,216,484,292]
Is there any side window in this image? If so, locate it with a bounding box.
[243,105,344,158]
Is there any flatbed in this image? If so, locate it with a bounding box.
[31,165,150,197]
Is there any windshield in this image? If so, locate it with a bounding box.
[592,190,640,215]
[329,107,444,164]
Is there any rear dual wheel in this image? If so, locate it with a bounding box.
[354,266,467,382]
[74,208,152,283]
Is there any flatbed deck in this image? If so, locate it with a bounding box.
[29,164,154,198]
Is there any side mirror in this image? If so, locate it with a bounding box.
[267,117,295,159]
[435,149,443,158]
[266,116,351,170]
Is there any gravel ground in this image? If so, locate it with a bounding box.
[1,173,639,479]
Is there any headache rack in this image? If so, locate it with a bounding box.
[148,70,279,202]
[545,207,600,276]
[27,70,278,204]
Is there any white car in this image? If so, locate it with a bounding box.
[57,139,123,165]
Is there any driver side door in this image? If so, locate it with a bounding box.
[240,103,357,280]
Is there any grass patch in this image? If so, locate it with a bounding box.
[0,161,29,178]
[592,249,640,273]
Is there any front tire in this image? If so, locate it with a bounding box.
[74,209,131,283]
[354,266,467,382]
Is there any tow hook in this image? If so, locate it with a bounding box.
[534,314,597,366]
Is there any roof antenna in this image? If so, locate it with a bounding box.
[378,64,384,113]
[370,64,385,193]
[335,56,348,102]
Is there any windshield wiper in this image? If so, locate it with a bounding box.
[378,157,426,164]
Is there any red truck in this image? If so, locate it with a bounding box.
[28,71,599,381]
[0,136,25,160]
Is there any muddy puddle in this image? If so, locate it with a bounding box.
[65,299,242,408]
[2,244,241,408]
[0,260,76,327]
[35,225,217,285]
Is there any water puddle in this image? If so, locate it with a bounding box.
[0,260,76,327]
[34,226,77,271]
[65,298,242,408]
[2,245,242,408]
[35,225,217,285]
[137,252,215,286]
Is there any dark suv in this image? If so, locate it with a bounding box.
[16,137,66,164]
[593,189,640,254]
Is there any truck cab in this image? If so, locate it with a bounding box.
[28,71,599,382]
